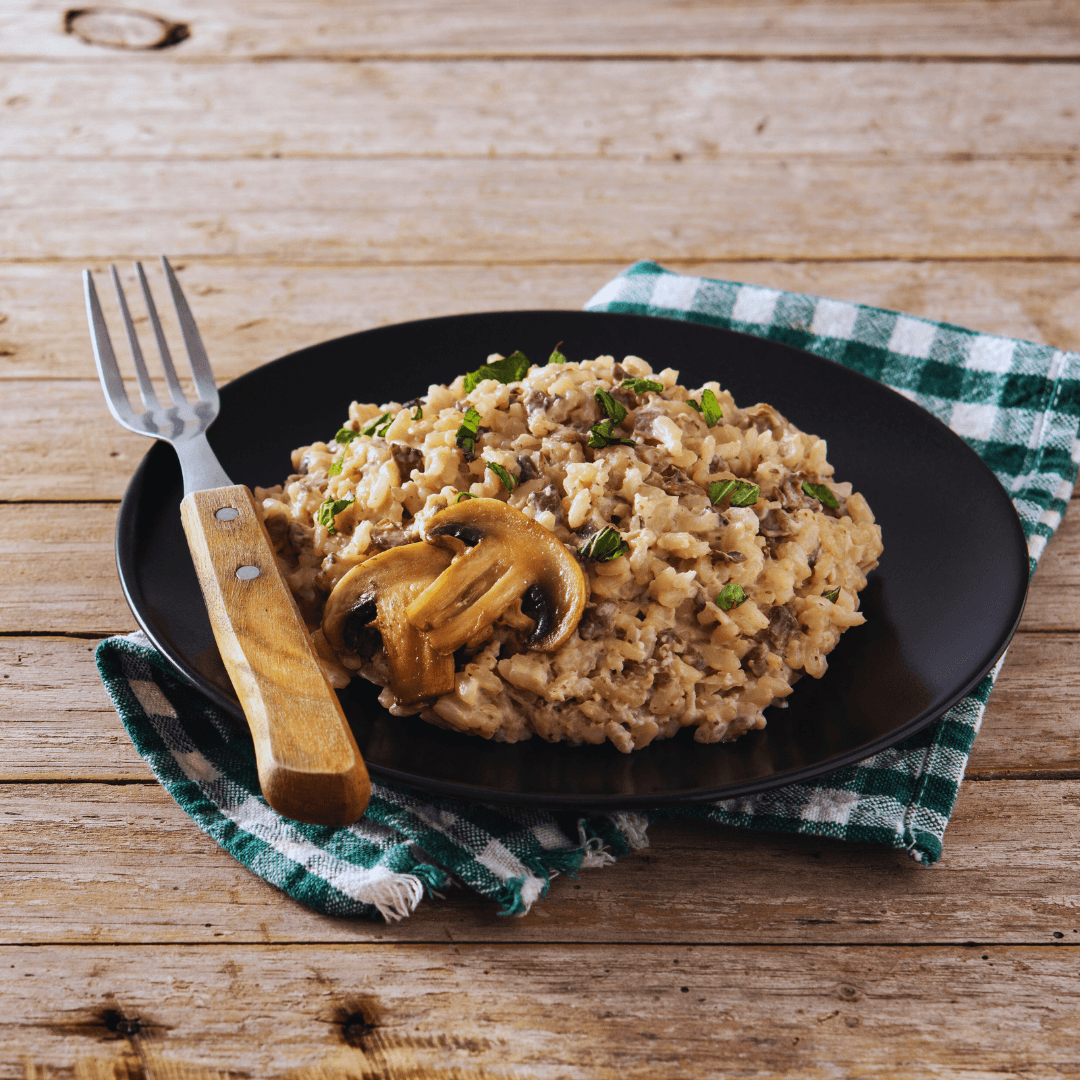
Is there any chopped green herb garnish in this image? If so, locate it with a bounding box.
[578,526,629,562]
[334,427,360,446]
[588,418,636,449]
[361,411,392,437]
[486,461,516,491]
[455,406,483,461]
[716,582,748,611]
[463,350,530,393]
[824,587,840,603]
[708,479,760,507]
[695,388,721,421]
[412,405,423,421]
[802,481,840,509]
[688,399,703,413]
[316,495,354,535]
[455,491,477,503]
[621,377,663,394]
[328,459,343,477]
[548,342,567,365]
[594,387,627,426]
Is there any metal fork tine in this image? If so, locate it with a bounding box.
[136,260,187,407]
[84,270,139,429]
[110,264,160,411]
[161,256,220,409]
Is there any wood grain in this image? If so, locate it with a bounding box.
[5,260,1080,384]
[4,1,1080,59]
[0,637,148,780]
[4,59,1080,161]
[6,940,1080,1079]
[2,780,1080,947]
[5,156,1080,263]
[0,503,136,635]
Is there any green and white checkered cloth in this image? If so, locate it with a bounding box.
[96,261,1080,920]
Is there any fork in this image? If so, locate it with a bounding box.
[85,258,370,826]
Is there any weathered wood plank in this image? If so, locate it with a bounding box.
[0,637,148,780]
[0,503,136,635]
[3,1,1080,59]
[0,381,150,502]
[0,497,1075,632]
[3,157,1080,262]
[4,59,1080,160]
[0,779,1078,945]
[6,941,1080,1079]
[969,633,1080,777]
[5,260,1080,384]
[4,629,1077,782]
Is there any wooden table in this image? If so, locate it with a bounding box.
[3,3,1079,1075]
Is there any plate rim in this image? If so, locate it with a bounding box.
[115,308,1031,808]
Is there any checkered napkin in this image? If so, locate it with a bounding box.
[95,261,1080,920]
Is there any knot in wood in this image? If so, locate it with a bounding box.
[101,1008,142,1037]
[63,7,190,50]
[340,1008,376,1049]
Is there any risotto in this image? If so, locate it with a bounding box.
[254,350,883,753]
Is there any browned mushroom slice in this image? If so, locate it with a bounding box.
[322,543,455,706]
[406,498,588,655]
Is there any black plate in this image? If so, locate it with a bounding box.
[117,310,1029,808]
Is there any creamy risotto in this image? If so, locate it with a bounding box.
[254,350,883,753]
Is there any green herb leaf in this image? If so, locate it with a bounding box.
[594,387,627,426]
[548,342,567,365]
[621,377,663,394]
[412,405,423,421]
[708,479,760,507]
[699,389,722,426]
[360,411,392,437]
[687,399,703,413]
[328,459,343,477]
[463,350,530,393]
[334,427,360,446]
[588,418,636,449]
[316,495,354,535]
[802,481,840,509]
[824,587,840,603]
[486,461,516,491]
[716,582,748,611]
[455,406,483,461]
[455,491,477,503]
[578,526,629,562]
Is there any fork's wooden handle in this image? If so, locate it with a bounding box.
[180,484,370,826]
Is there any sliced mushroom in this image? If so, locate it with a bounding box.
[322,542,455,706]
[406,498,588,655]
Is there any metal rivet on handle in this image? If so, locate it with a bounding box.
[215,506,239,521]
[236,565,261,580]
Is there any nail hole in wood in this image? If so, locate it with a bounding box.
[63,7,190,50]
